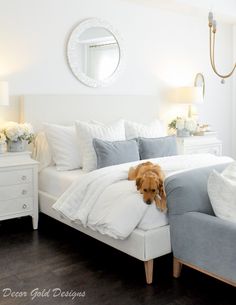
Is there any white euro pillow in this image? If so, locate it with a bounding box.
[125,120,166,139]
[208,162,236,223]
[44,123,81,171]
[75,120,126,172]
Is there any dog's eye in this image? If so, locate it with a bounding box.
[144,189,147,192]
[152,189,156,193]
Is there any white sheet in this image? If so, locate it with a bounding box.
[53,154,233,239]
[39,166,84,198]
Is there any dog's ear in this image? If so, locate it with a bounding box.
[158,179,166,199]
[136,177,143,190]
[156,179,167,211]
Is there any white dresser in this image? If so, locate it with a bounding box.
[176,134,222,156]
[0,151,38,229]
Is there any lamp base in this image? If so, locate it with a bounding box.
[177,129,190,137]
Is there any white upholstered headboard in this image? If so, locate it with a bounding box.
[20,95,160,131]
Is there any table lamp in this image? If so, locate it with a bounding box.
[0,82,9,106]
[170,86,203,117]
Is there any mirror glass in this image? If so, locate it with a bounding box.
[78,28,119,81]
[67,19,123,87]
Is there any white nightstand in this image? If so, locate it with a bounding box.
[176,133,222,156]
[0,151,38,229]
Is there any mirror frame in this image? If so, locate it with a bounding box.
[67,18,124,88]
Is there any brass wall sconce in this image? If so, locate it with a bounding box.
[208,12,236,83]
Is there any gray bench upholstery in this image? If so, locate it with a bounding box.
[165,163,236,286]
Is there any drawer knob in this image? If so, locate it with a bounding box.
[22,190,27,195]
[21,176,27,181]
[22,204,27,209]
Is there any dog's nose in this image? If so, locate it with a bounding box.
[146,199,152,205]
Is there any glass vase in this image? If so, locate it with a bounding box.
[0,143,6,154]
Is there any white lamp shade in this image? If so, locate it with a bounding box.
[170,86,203,104]
[0,82,9,106]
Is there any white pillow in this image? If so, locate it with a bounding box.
[208,162,236,223]
[125,120,166,139]
[32,132,54,172]
[44,123,81,171]
[75,120,126,172]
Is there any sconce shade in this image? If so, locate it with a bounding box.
[170,87,203,104]
[0,81,9,106]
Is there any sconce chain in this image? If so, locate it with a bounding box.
[208,12,236,81]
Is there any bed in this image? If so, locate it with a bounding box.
[20,95,232,284]
[38,166,171,284]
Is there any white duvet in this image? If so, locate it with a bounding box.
[53,154,232,239]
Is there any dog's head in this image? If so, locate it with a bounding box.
[136,172,164,205]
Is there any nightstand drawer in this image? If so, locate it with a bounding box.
[176,135,222,156]
[0,184,32,201]
[0,198,33,217]
[0,169,32,186]
[185,145,221,156]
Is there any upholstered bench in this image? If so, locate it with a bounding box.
[165,163,236,287]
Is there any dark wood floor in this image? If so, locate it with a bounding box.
[0,215,235,305]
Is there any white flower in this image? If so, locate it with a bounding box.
[3,122,22,141]
[185,119,197,132]
[0,132,6,144]
[20,123,34,142]
[3,122,34,143]
[176,118,185,130]
[21,123,34,135]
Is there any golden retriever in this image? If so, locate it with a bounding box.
[128,161,166,211]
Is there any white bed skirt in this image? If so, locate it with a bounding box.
[39,190,171,262]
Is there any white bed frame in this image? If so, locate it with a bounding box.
[21,95,171,284]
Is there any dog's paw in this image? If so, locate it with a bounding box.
[155,205,167,213]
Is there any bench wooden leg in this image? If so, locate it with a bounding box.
[173,257,182,278]
[144,259,153,284]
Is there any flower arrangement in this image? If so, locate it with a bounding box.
[168,117,197,136]
[0,132,6,145]
[2,122,34,144]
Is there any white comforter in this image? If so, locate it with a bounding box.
[53,154,232,239]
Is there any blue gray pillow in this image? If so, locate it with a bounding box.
[138,135,177,159]
[93,138,140,169]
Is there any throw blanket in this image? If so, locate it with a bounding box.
[53,154,233,239]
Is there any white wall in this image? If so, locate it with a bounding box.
[0,0,234,155]
[127,0,236,23]
[232,25,236,159]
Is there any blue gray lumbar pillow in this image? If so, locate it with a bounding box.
[138,135,177,159]
[93,138,140,169]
